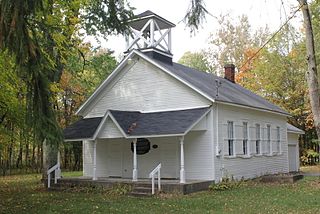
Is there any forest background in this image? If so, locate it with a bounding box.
[0,0,319,175]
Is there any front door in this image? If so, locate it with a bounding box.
[106,140,123,177]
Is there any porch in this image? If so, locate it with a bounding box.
[57,107,215,194]
[55,176,214,195]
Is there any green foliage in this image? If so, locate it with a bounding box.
[106,183,132,196]
[209,176,244,191]
[82,0,134,38]
[205,14,270,74]
[178,51,214,73]
[183,0,209,34]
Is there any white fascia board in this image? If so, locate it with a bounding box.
[126,133,183,139]
[215,101,290,118]
[92,111,110,140]
[92,111,128,139]
[134,51,215,103]
[106,113,128,138]
[64,138,94,142]
[287,130,305,135]
[140,105,211,113]
[183,107,212,135]
[76,51,137,116]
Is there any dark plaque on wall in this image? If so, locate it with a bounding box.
[131,138,151,155]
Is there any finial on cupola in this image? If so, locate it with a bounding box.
[125,10,175,64]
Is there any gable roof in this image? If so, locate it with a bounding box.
[153,58,288,115]
[130,10,175,30]
[287,123,305,134]
[64,107,210,141]
[76,49,289,117]
[110,107,210,137]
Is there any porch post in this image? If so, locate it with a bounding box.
[179,136,185,183]
[93,140,97,181]
[132,138,138,181]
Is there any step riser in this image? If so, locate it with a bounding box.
[129,192,152,197]
[132,188,152,194]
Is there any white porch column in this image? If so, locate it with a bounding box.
[93,140,97,181]
[179,136,185,183]
[132,138,138,181]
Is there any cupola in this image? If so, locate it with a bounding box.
[125,10,175,64]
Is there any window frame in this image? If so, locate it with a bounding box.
[276,126,281,153]
[242,122,248,155]
[266,124,271,155]
[227,121,235,156]
[255,123,261,155]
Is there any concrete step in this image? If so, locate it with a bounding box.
[132,186,152,194]
[133,183,152,188]
[129,191,153,197]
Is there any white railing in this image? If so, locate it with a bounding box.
[149,163,161,195]
[47,152,61,188]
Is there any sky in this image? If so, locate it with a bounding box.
[86,0,301,62]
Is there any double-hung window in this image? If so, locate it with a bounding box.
[276,126,281,153]
[255,124,261,154]
[267,125,271,154]
[227,121,234,156]
[243,122,248,155]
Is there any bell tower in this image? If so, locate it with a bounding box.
[125,10,175,64]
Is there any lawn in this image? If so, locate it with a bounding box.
[300,164,320,174]
[1,173,320,214]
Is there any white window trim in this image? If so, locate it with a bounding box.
[276,126,281,154]
[266,124,272,155]
[255,123,261,155]
[242,121,250,157]
[227,121,235,157]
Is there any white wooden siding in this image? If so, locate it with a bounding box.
[98,117,123,138]
[213,104,288,181]
[184,125,214,180]
[85,59,210,118]
[287,133,300,172]
[83,140,93,177]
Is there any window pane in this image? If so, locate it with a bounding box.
[267,125,271,153]
[227,121,234,156]
[243,140,247,155]
[243,122,248,140]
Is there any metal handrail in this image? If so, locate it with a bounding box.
[149,163,161,195]
[47,152,61,188]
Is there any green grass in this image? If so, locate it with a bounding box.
[300,164,320,173]
[62,171,83,177]
[1,173,320,214]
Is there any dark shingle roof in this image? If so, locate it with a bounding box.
[287,123,304,134]
[63,107,209,140]
[151,57,288,115]
[63,117,102,140]
[110,107,209,136]
[130,10,175,30]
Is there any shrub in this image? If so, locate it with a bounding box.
[209,176,244,191]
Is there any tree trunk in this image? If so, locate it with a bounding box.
[298,0,320,139]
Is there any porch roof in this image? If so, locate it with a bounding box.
[63,117,102,141]
[63,107,210,141]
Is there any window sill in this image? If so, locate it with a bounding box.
[224,155,237,159]
[237,154,252,159]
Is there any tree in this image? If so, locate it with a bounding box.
[297,0,320,140]
[178,51,214,73]
[0,0,133,178]
[205,14,269,74]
